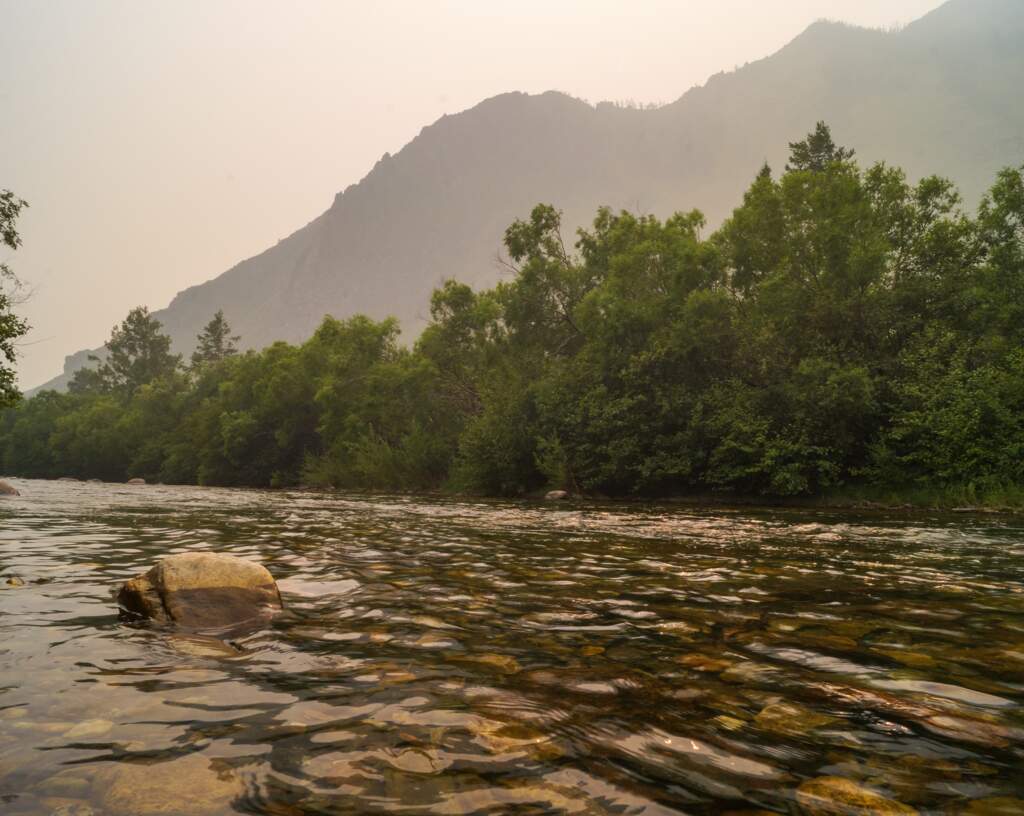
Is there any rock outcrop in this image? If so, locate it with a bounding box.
[117,552,282,628]
[0,480,19,496]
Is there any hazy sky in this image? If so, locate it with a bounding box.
[2,0,943,389]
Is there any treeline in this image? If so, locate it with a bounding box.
[3,125,1024,501]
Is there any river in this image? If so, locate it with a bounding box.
[1,479,1022,815]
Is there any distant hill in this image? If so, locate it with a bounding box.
[34,0,1024,393]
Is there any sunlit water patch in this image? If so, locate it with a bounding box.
[1,479,1023,814]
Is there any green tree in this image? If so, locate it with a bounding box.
[786,121,855,172]
[190,309,240,370]
[68,366,109,395]
[0,190,30,407]
[91,306,181,394]
[3,135,1024,504]
[0,390,72,477]
[49,396,128,481]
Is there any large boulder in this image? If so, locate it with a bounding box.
[117,552,282,628]
[0,480,19,496]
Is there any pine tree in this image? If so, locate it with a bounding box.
[786,122,854,172]
[190,310,240,370]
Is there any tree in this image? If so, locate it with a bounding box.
[786,122,855,172]
[190,309,240,370]
[4,137,1024,504]
[0,190,30,408]
[91,306,181,394]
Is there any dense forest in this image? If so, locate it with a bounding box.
[3,126,1024,504]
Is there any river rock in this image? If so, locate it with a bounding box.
[0,479,19,496]
[4,576,25,587]
[64,719,113,739]
[796,776,917,815]
[57,476,79,482]
[964,798,1024,815]
[755,702,837,735]
[92,754,244,816]
[545,490,569,501]
[40,798,96,816]
[127,477,146,485]
[168,634,244,658]
[117,552,282,628]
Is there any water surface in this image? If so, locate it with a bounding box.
[1,480,1023,814]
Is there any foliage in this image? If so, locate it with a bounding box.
[190,309,239,370]
[0,190,30,408]
[786,121,855,172]
[4,127,1024,503]
[73,306,181,395]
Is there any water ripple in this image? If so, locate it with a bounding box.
[1,479,1023,814]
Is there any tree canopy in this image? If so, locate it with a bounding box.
[4,126,1024,505]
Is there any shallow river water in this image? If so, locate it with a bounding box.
[1,479,1023,815]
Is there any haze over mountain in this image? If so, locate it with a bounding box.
[34,0,1024,393]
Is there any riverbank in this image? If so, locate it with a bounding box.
[497,479,1022,514]
[297,481,1024,516]
[641,485,1024,515]
[6,474,1024,516]
[479,481,1024,516]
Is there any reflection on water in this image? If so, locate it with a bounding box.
[1,479,1023,815]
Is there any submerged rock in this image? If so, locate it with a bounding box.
[117,552,282,628]
[127,477,146,485]
[92,754,244,816]
[755,702,837,735]
[796,776,917,815]
[545,490,569,501]
[168,633,244,658]
[0,479,19,496]
[40,798,95,816]
[964,799,1024,815]
[64,719,113,739]
[57,477,79,482]
[4,576,25,587]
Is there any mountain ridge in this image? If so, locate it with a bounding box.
[32,0,1024,393]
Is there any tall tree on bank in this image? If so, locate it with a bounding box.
[0,190,30,408]
[190,310,240,370]
[76,307,180,394]
[786,121,855,172]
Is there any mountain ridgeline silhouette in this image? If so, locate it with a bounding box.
[35,0,1024,393]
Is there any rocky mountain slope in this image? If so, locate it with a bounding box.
[37,0,1024,392]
